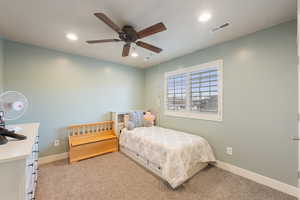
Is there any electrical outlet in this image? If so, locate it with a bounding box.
[54,139,60,146]
[226,147,233,155]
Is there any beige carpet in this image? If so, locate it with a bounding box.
[36,152,296,200]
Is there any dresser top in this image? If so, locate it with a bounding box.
[0,123,39,163]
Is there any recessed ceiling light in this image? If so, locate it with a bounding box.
[198,12,212,22]
[66,33,78,41]
[131,52,138,58]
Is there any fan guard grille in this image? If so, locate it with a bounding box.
[0,91,28,120]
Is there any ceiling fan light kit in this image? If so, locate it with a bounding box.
[131,52,138,58]
[86,13,167,57]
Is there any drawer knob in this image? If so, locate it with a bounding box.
[27,163,34,167]
[33,150,39,153]
[27,191,33,195]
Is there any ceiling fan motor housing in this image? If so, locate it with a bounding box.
[119,25,138,43]
[87,13,167,56]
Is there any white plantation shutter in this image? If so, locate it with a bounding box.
[164,60,223,121]
[190,67,218,113]
[166,73,187,111]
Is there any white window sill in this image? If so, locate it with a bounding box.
[164,111,223,122]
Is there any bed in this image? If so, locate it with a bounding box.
[119,126,216,188]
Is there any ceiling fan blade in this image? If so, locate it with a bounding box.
[122,43,131,57]
[94,13,122,33]
[136,41,162,53]
[137,22,167,39]
[86,39,121,44]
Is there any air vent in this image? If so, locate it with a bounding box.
[211,22,230,33]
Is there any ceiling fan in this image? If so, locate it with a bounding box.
[86,13,167,57]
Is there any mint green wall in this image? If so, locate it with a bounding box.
[3,41,144,156]
[145,21,298,186]
[2,20,297,186]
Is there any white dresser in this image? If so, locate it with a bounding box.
[0,123,39,200]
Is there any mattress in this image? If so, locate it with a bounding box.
[119,126,216,188]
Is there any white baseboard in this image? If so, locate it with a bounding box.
[214,160,299,197]
[38,152,68,165]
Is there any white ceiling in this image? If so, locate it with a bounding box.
[0,0,296,68]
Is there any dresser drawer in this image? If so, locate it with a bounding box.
[25,135,39,200]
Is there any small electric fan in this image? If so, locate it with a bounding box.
[0,91,29,145]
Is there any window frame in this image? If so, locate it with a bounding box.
[164,60,223,121]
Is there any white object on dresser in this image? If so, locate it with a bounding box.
[0,123,39,200]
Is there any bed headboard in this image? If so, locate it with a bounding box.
[111,111,157,136]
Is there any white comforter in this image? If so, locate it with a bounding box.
[119,126,216,188]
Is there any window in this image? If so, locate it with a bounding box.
[164,60,223,121]
[166,73,187,111]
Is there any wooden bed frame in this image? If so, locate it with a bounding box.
[67,121,118,163]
